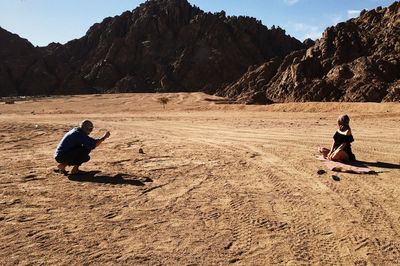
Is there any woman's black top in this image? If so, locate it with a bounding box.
[333,131,356,161]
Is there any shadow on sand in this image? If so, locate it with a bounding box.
[354,161,400,170]
[68,171,152,186]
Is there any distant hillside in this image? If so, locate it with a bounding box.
[221,1,400,103]
[0,27,50,96]
[0,0,303,97]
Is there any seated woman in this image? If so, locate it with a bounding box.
[319,114,356,162]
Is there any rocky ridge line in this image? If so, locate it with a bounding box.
[221,2,400,103]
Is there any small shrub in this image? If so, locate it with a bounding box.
[158,97,170,109]
[4,99,15,104]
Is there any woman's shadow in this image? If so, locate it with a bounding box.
[351,160,400,170]
[68,171,152,186]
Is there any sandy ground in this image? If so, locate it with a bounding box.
[0,93,399,265]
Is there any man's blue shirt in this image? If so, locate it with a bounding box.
[54,128,96,157]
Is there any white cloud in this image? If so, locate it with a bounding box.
[293,23,318,32]
[304,31,323,40]
[293,23,322,40]
[331,15,344,25]
[347,10,361,19]
[283,0,300,5]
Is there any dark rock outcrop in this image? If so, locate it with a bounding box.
[0,0,303,96]
[0,28,40,96]
[222,2,400,103]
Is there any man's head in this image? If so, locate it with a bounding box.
[79,120,94,135]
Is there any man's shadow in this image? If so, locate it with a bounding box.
[352,161,400,170]
[68,171,152,186]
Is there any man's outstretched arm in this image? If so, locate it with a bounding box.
[96,131,111,147]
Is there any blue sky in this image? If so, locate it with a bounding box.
[0,0,395,46]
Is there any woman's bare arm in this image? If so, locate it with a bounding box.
[336,143,346,151]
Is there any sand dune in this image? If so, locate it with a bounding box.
[1,93,399,265]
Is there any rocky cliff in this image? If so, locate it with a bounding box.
[0,27,56,96]
[222,2,400,103]
[0,0,303,96]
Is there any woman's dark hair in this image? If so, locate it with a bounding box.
[337,114,350,131]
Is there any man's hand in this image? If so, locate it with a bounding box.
[96,131,111,147]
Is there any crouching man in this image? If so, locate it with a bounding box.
[54,120,110,175]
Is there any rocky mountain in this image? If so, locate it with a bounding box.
[0,28,45,96]
[221,2,400,103]
[0,0,303,97]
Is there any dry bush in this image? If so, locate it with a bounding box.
[158,97,170,109]
[4,99,15,104]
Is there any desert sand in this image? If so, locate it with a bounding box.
[0,93,399,265]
